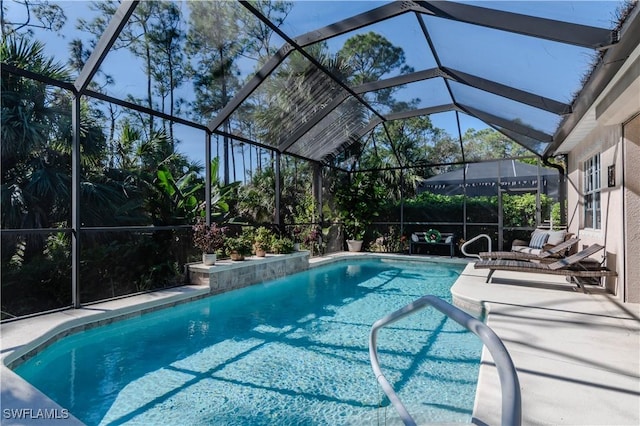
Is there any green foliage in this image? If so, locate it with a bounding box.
[155,165,202,223]
[1,35,73,231]
[282,159,315,226]
[237,166,276,223]
[192,218,226,253]
[204,157,240,222]
[2,5,569,322]
[0,36,202,317]
[1,229,189,318]
[502,193,536,227]
[0,34,69,79]
[338,31,413,85]
[401,191,554,228]
[404,192,469,222]
[1,255,70,318]
[300,225,324,256]
[270,236,294,254]
[368,226,406,253]
[291,192,315,225]
[333,171,385,240]
[462,128,533,160]
[79,234,182,298]
[253,226,275,251]
[1,232,72,318]
[1,1,67,37]
[186,0,242,120]
[502,193,554,227]
[224,233,253,256]
[235,156,310,228]
[550,201,564,228]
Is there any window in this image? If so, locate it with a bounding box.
[583,154,601,229]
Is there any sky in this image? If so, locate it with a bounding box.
[3,0,626,178]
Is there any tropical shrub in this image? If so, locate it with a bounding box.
[253,226,275,253]
[368,226,405,253]
[271,236,295,254]
[224,233,253,257]
[192,219,226,254]
[400,192,554,227]
[550,201,564,228]
[333,171,385,242]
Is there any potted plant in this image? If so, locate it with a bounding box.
[225,233,253,261]
[303,225,323,256]
[334,171,380,253]
[253,226,274,257]
[344,218,366,252]
[271,235,295,254]
[291,225,303,251]
[192,218,226,265]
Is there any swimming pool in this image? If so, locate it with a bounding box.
[14,258,482,425]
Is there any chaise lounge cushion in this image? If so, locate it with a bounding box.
[546,230,567,246]
[511,229,572,256]
[529,231,549,249]
[511,245,544,255]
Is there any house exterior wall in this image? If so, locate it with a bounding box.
[566,126,624,296]
[623,114,640,302]
[564,41,640,301]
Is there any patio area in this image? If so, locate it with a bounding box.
[1,0,640,423]
[454,262,640,425]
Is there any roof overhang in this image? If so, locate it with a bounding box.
[549,5,640,156]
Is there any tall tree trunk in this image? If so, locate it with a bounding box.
[144,26,154,137]
[241,143,247,184]
[169,57,174,141]
[231,141,237,181]
[108,104,117,168]
[220,46,230,185]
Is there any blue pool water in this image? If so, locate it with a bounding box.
[15,259,482,425]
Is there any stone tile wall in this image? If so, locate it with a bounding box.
[187,251,310,294]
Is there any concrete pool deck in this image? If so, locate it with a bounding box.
[1,253,639,425]
[453,262,640,426]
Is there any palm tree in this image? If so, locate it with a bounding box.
[1,35,72,231]
[237,166,276,224]
[1,35,147,239]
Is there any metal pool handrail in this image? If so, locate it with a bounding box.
[461,234,492,259]
[369,295,521,426]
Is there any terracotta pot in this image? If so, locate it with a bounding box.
[255,249,266,257]
[229,251,245,261]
